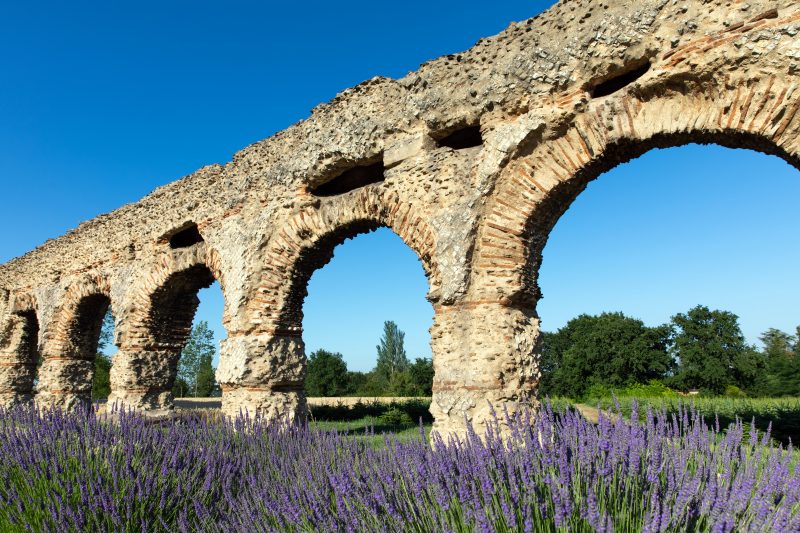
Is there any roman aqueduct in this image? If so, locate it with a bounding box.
[1,0,798,436]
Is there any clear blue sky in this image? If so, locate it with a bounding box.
[1,2,798,371]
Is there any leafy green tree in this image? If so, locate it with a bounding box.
[795,326,800,355]
[669,305,761,395]
[762,328,796,360]
[388,371,415,396]
[173,377,190,399]
[408,357,434,396]
[752,328,800,396]
[356,370,389,397]
[195,353,218,397]
[92,311,114,399]
[541,313,672,399]
[538,330,571,397]
[174,321,217,398]
[306,349,350,397]
[345,371,369,395]
[375,321,408,385]
[92,354,112,399]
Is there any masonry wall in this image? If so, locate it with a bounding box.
[1,0,798,437]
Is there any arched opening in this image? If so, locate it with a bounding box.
[534,141,800,398]
[64,293,112,405]
[9,310,41,402]
[302,227,434,394]
[148,265,224,405]
[276,222,434,431]
[93,308,115,401]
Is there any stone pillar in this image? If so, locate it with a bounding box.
[0,313,39,408]
[107,348,179,416]
[35,357,94,411]
[430,301,540,439]
[217,333,307,423]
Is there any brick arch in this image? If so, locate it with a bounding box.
[127,243,230,342]
[33,276,113,409]
[0,293,40,406]
[474,73,800,306]
[46,276,112,356]
[107,243,231,411]
[248,189,439,335]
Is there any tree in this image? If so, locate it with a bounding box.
[408,357,434,396]
[761,328,796,361]
[92,354,112,399]
[795,326,800,355]
[669,305,761,394]
[375,321,408,385]
[174,321,217,398]
[538,330,570,397]
[306,349,350,397]
[345,370,369,395]
[752,327,800,397]
[97,311,114,353]
[92,311,114,399]
[540,313,672,399]
[195,353,218,397]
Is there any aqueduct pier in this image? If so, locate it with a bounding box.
[1,0,799,437]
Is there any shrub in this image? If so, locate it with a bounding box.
[378,407,414,428]
[724,384,748,398]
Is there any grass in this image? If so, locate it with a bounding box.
[310,417,431,447]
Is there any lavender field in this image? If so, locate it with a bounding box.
[1,402,799,532]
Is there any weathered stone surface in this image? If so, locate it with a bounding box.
[1,0,799,438]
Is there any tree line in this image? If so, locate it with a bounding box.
[92,317,432,400]
[91,305,798,402]
[306,321,434,397]
[540,304,800,399]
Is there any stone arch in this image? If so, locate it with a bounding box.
[218,189,439,420]
[435,71,800,437]
[36,276,112,410]
[249,189,439,334]
[475,73,800,305]
[108,243,231,412]
[0,293,41,407]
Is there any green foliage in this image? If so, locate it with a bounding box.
[345,371,369,395]
[97,311,114,353]
[540,312,673,398]
[195,354,218,397]
[724,385,747,398]
[306,350,350,397]
[91,311,114,399]
[751,327,800,397]
[378,406,414,429]
[582,380,678,401]
[375,321,408,384]
[173,321,218,398]
[408,357,434,396]
[309,399,433,425]
[668,305,762,394]
[308,323,433,398]
[92,354,112,400]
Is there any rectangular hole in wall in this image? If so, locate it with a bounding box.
[310,159,386,197]
[591,62,651,98]
[436,125,483,150]
[169,223,204,249]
